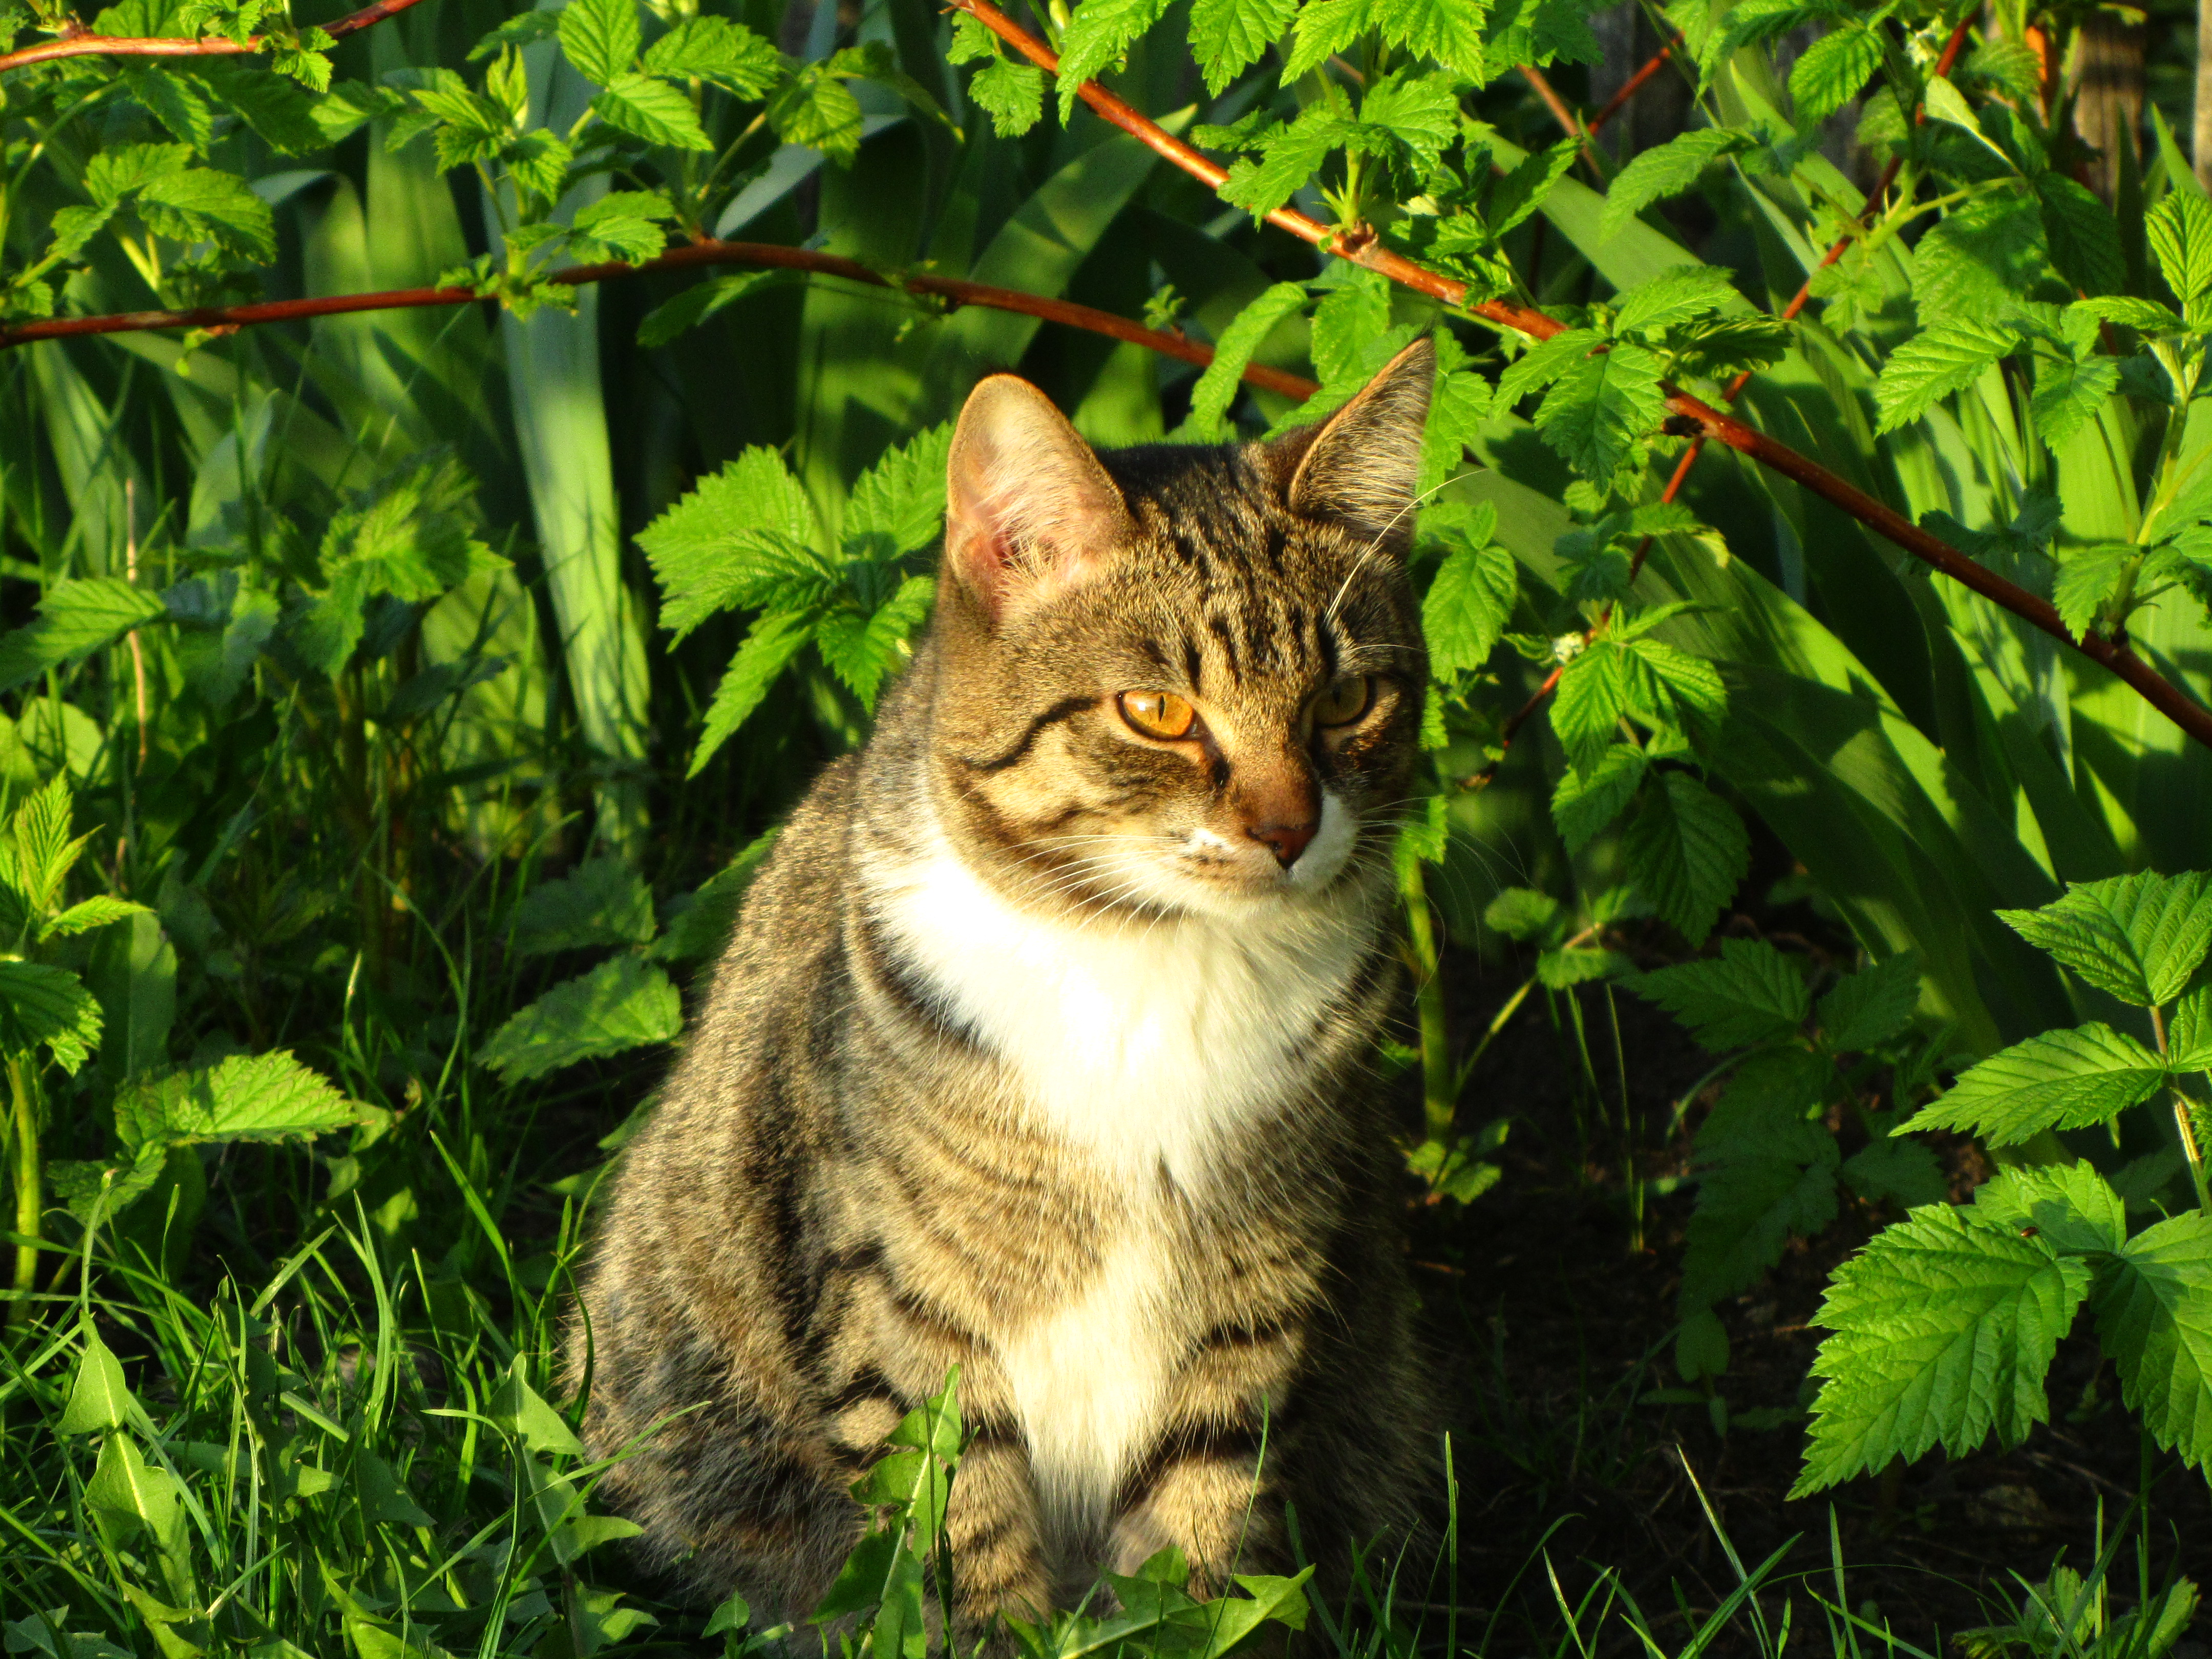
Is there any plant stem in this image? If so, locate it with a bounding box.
[1399,857,1455,1144]
[2150,1004,2212,1214]
[7,1054,39,1329]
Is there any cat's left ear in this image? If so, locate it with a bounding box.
[945,374,1131,625]
[1275,336,1434,554]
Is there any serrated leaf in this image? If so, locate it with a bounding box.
[1793,1205,2087,1494]
[0,579,168,694]
[2029,349,2119,449]
[1817,951,1921,1052]
[638,447,826,634]
[813,577,934,709]
[1840,1139,1948,1210]
[1622,769,1748,946]
[1611,264,1739,335]
[113,1051,378,1148]
[0,960,102,1073]
[2036,172,2122,298]
[1971,1162,2128,1255]
[1788,24,1881,128]
[1355,70,1457,176]
[510,857,655,955]
[1182,281,1307,439]
[558,0,639,86]
[477,955,683,1080]
[83,142,190,207]
[640,15,780,95]
[1873,317,2018,433]
[690,610,814,777]
[1421,525,1514,677]
[2091,1210,2212,1467]
[1630,938,1810,1051]
[595,72,714,150]
[1998,872,2212,1006]
[1683,1139,1839,1307]
[138,165,276,258]
[1280,0,1367,83]
[2051,544,2130,639]
[1898,1023,2168,1146]
[1190,0,1296,94]
[636,269,786,348]
[1549,641,1629,773]
[843,424,954,565]
[1599,127,1753,241]
[1483,886,1560,942]
[651,830,778,965]
[967,56,1044,136]
[1912,192,2052,327]
[1534,342,1666,482]
[41,895,151,942]
[1056,0,1169,118]
[1551,742,1645,852]
[2148,188,2212,312]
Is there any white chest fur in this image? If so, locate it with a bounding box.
[866,832,1370,1190]
[864,828,1375,1526]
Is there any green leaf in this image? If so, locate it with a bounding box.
[1873,317,2018,433]
[1972,1162,2128,1255]
[1057,0,1171,119]
[689,611,814,775]
[137,165,276,259]
[1549,640,1629,774]
[1998,872,2212,1006]
[1551,742,1646,853]
[1816,951,1921,1052]
[1420,510,1513,676]
[1599,127,1754,241]
[477,955,684,1081]
[1220,107,1347,220]
[2051,544,2131,639]
[2029,349,2119,449]
[1911,193,2052,327]
[637,447,827,639]
[1788,24,1881,129]
[489,1356,586,1454]
[1280,0,1367,83]
[1794,1205,2088,1494]
[113,1051,378,1148]
[1683,1137,1839,1307]
[594,72,714,150]
[83,142,190,207]
[1898,1023,2168,1147]
[640,15,780,95]
[2091,1211,2212,1468]
[1622,769,1747,946]
[2172,986,2212,1071]
[1189,0,1296,94]
[650,828,778,964]
[1483,138,1578,241]
[558,0,639,85]
[1630,938,1810,1051]
[1534,342,1666,483]
[0,960,102,1073]
[0,579,168,695]
[1483,886,1561,942]
[2036,172,2123,297]
[123,63,215,151]
[1355,70,1458,176]
[41,895,151,942]
[1611,264,1739,335]
[814,577,935,708]
[2147,188,2212,312]
[1482,0,1599,74]
[967,56,1045,136]
[1840,1139,1948,1210]
[842,424,954,565]
[510,856,656,955]
[567,188,672,265]
[1181,281,1307,439]
[768,65,865,162]
[57,1331,136,1434]
[636,269,787,348]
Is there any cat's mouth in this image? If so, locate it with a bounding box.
[1073,793,1362,917]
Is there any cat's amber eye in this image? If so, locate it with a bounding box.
[1118,690,1197,740]
[1313,674,1372,726]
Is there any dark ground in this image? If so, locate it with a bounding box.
[1414,904,2212,1657]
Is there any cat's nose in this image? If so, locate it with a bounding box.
[1246,817,1318,868]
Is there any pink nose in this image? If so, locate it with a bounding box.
[1246,818,1318,868]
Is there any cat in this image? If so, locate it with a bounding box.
[569,337,1440,1636]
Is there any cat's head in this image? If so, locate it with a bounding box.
[923,339,1432,922]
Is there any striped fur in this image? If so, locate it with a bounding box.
[570,342,1440,1635]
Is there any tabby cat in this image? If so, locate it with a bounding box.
[571,338,1440,1633]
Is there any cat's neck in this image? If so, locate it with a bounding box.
[857,781,1387,1192]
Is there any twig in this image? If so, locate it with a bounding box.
[1590,33,1685,134]
[0,0,429,73]
[0,239,1320,398]
[1520,62,1602,175]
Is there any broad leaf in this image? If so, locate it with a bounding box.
[509,857,656,955]
[1816,951,1921,1052]
[1599,127,1754,241]
[1550,742,1646,852]
[1874,318,2018,432]
[1898,1023,2168,1146]
[0,580,168,695]
[1998,871,2212,1006]
[113,1051,377,1148]
[2091,1210,2212,1469]
[1621,769,1747,947]
[1630,938,1810,1050]
[0,960,102,1073]
[478,955,684,1080]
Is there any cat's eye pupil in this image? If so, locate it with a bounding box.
[1118,690,1196,739]
[1315,674,1371,726]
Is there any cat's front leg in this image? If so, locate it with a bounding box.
[1104,1420,1286,1596]
[941,1417,1054,1634]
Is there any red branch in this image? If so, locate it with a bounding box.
[0,0,428,73]
[1590,34,1684,134]
[948,0,2212,755]
[0,238,1320,399]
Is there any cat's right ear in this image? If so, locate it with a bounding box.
[945,374,1130,625]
